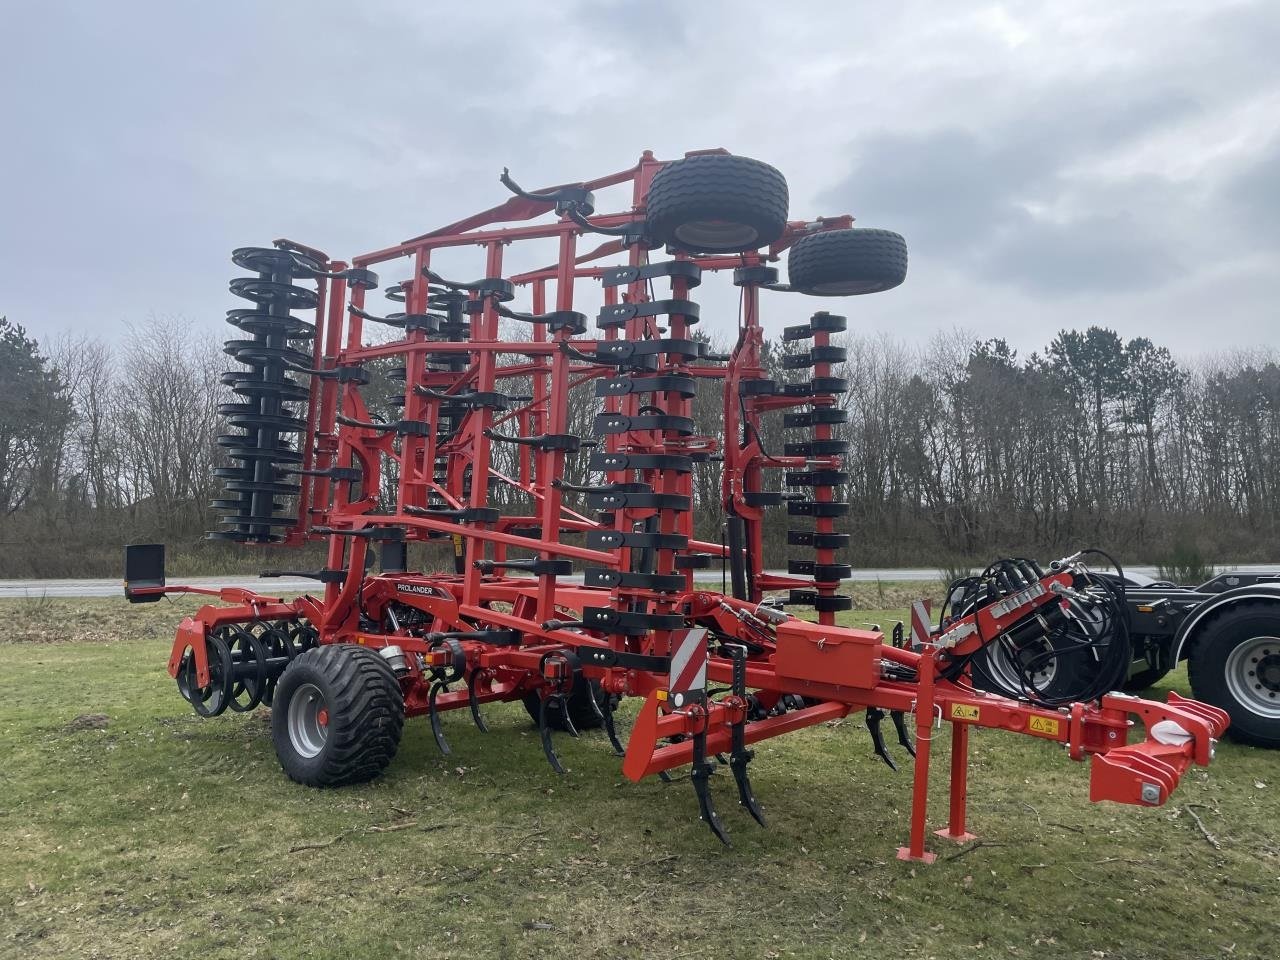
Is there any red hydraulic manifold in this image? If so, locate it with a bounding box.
[125,149,1228,859]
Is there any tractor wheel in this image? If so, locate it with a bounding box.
[1121,662,1171,691]
[645,153,789,253]
[787,228,908,296]
[523,679,610,732]
[1188,602,1280,747]
[271,644,405,787]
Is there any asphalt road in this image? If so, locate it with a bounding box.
[5,564,1280,599]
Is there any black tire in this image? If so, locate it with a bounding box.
[1187,602,1280,748]
[645,154,788,253]
[523,679,609,731]
[1121,663,1171,691]
[970,632,1095,704]
[271,644,405,786]
[787,228,908,296]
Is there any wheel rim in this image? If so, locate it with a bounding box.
[1225,636,1280,718]
[984,636,1058,693]
[808,279,888,295]
[673,220,758,250]
[288,682,330,758]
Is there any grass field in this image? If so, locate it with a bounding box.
[2,593,1278,959]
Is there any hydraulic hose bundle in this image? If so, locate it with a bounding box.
[943,550,1132,706]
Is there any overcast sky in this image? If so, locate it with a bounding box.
[3,1,1277,358]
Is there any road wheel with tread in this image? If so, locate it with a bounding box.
[522,679,610,731]
[645,154,789,253]
[787,227,908,295]
[1188,602,1280,747]
[272,644,405,786]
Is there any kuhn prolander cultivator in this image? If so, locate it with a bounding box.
[126,150,1227,860]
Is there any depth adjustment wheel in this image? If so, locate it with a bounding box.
[645,153,789,253]
[272,644,406,786]
[787,227,908,295]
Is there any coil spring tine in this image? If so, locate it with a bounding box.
[891,710,916,758]
[865,707,898,771]
[539,695,567,775]
[428,681,451,755]
[466,671,490,733]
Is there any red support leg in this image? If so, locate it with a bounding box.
[935,721,977,843]
[898,647,938,864]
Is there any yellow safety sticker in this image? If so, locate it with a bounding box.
[1029,715,1060,736]
[656,690,669,702]
[950,704,980,722]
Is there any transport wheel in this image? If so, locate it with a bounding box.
[787,227,908,295]
[272,644,405,786]
[970,634,1084,703]
[1121,662,1171,691]
[645,153,789,253]
[1188,603,1280,747]
[523,679,610,732]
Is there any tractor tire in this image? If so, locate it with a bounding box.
[787,228,908,296]
[272,644,405,787]
[1121,662,1171,691]
[1187,602,1280,747]
[523,679,610,732]
[645,153,789,253]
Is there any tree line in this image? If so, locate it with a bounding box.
[2,314,1275,578]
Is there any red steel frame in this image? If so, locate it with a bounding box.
[142,149,1229,860]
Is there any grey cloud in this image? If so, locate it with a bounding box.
[977,211,1181,295]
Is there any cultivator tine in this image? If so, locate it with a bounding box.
[865,707,898,771]
[891,709,916,758]
[466,671,489,734]
[723,645,766,826]
[428,681,451,755]
[691,727,731,846]
[538,695,567,775]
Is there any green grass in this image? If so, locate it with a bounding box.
[2,597,1278,959]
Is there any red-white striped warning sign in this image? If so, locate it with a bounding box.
[668,627,709,699]
[910,599,933,647]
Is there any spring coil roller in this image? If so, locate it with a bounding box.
[176,619,319,717]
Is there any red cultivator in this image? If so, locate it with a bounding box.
[126,150,1228,859]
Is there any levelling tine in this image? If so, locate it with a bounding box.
[466,671,489,734]
[561,698,580,739]
[891,709,916,758]
[691,728,731,846]
[539,695,567,775]
[428,681,451,756]
[866,707,898,771]
[589,686,626,756]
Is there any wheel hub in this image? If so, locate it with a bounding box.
[287,682,330,758]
